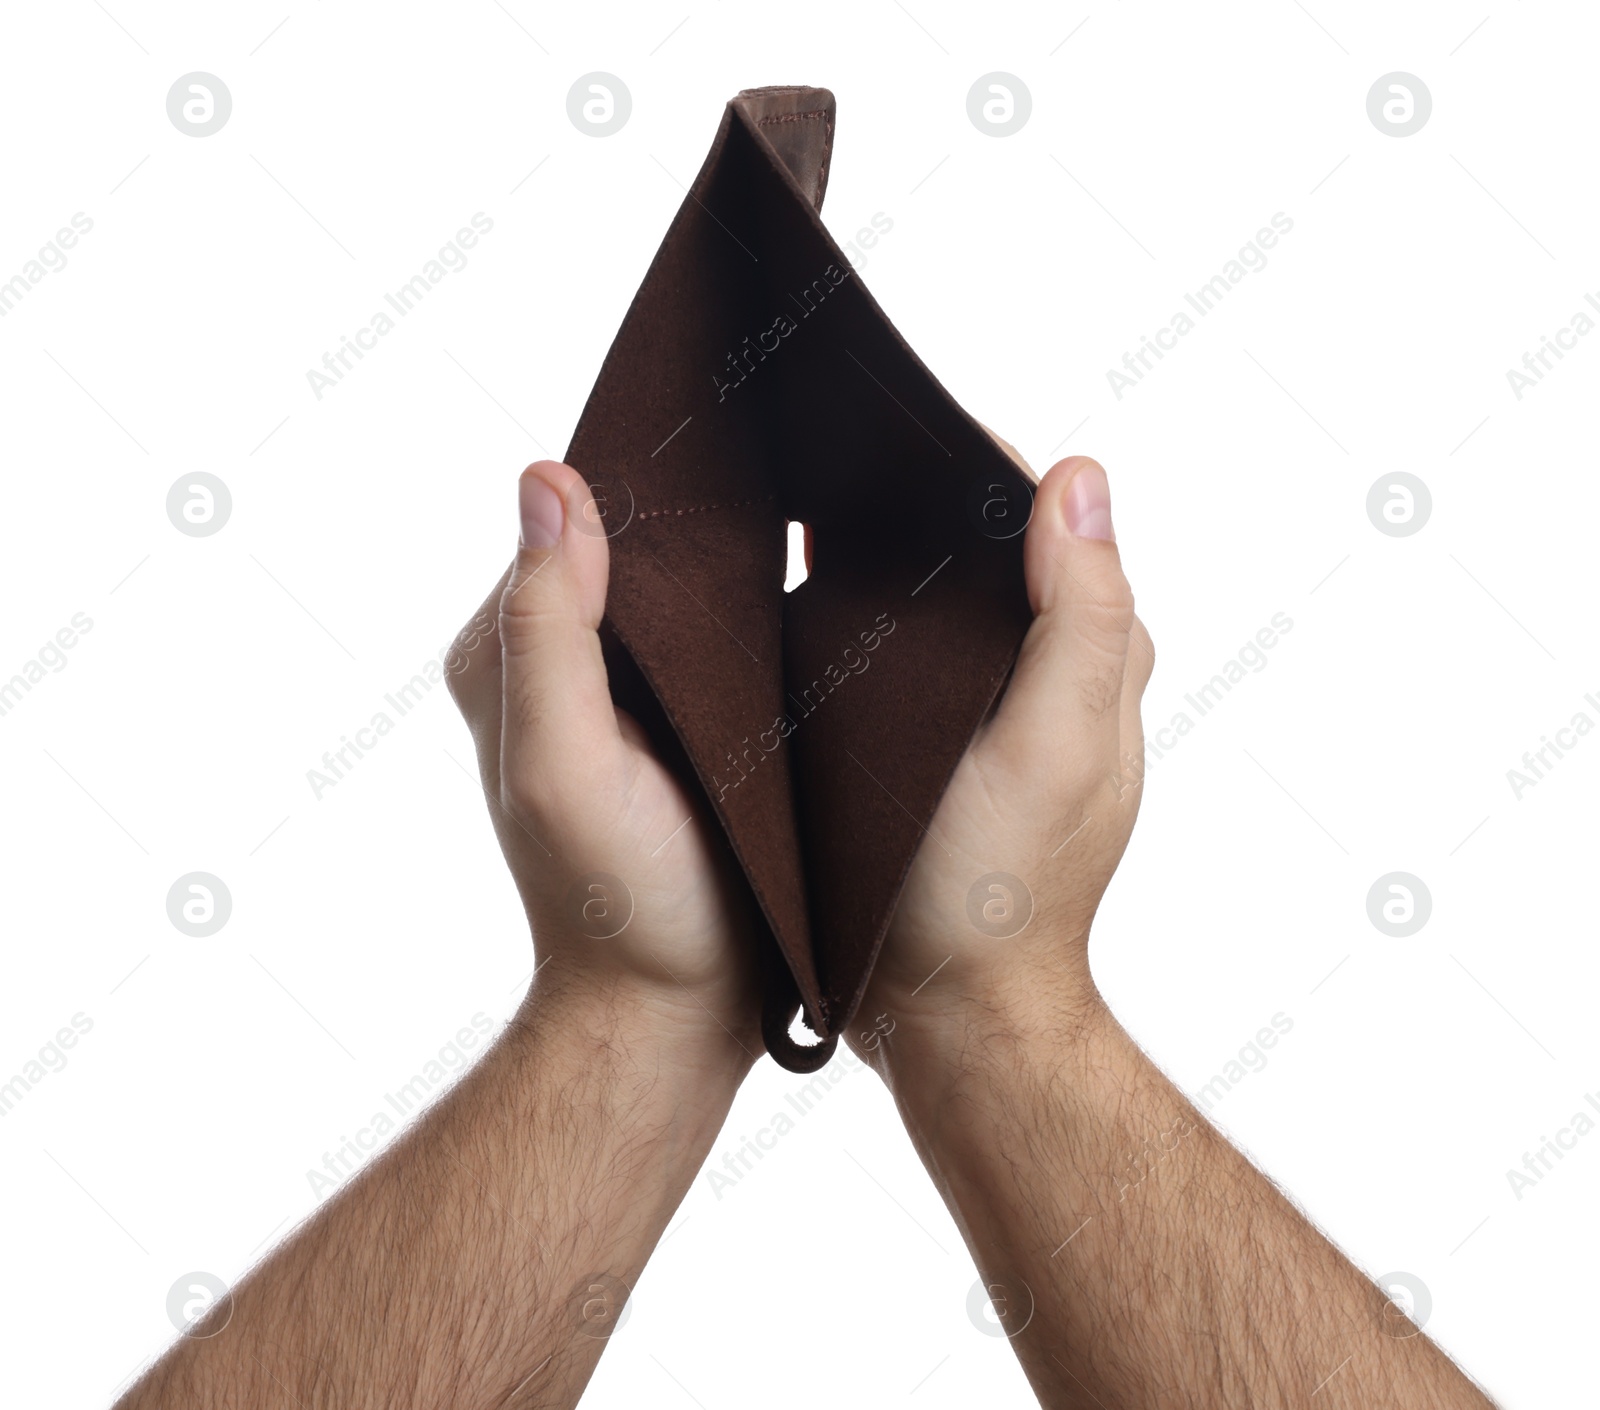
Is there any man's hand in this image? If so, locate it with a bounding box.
[448,458,762,1063]
[852,455,1152,1048]
[852,456,1493,1409]
[118,462,761,1410]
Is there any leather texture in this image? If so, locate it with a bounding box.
[566,86,1035,1071]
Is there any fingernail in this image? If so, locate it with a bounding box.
[519,469,564,549]
[1064,464,1114,542]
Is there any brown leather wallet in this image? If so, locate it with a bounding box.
[566,85,1036,1072]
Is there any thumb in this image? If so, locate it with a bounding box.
[499,461,620,807]
[981,457,1134,781]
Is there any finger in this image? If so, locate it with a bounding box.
[982,457,1135,779]
[499,461,622,810]
[1123,612,1156,702]
[1118,613,1155,794]
[446,562,512,730]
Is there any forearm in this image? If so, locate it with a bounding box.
[882,984,1492,1410]
[121,977,750,1410]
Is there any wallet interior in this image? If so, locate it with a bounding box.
[568,86,1035,1070]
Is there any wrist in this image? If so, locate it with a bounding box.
[864,945,1110,1104]
[513,964,758,1102]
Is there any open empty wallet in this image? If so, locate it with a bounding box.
[567,85,1038,1071]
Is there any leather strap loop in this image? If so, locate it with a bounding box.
[760,956,838,1073]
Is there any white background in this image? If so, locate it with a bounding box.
[1,2,1593,1405]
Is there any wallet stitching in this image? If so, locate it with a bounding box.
[755,110,832,206]
[635,493,775,521]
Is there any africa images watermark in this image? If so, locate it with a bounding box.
[0,213,94,318]
[837,211,893,272]
[0,1013,94,1118]
[1191,1012,1295,1113]
[1505,1087,1600,1201]
[305,1012,495,1196]
[709,612,896,804]
[704,1045,867,1200]
[306,615,491,799]
[1139,612,1296,774]
[305,651,456,798]
[1504,290,1600,400]
[1505,691,1600,799]
[1106,213,1294,400]
[0,612,95,719]
[713,257,853,402]
[1114,1112,1198,1201]
[305,213,494,400]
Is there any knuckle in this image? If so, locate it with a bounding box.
[1127,617,1157,694]
[497,597,570,667]
[444,650,473,710]
[444,609,498,706]
[1065,595,1133,667]
[498,558,564,628]
[1092,578,1137,628]
[1062,575,1135,649]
